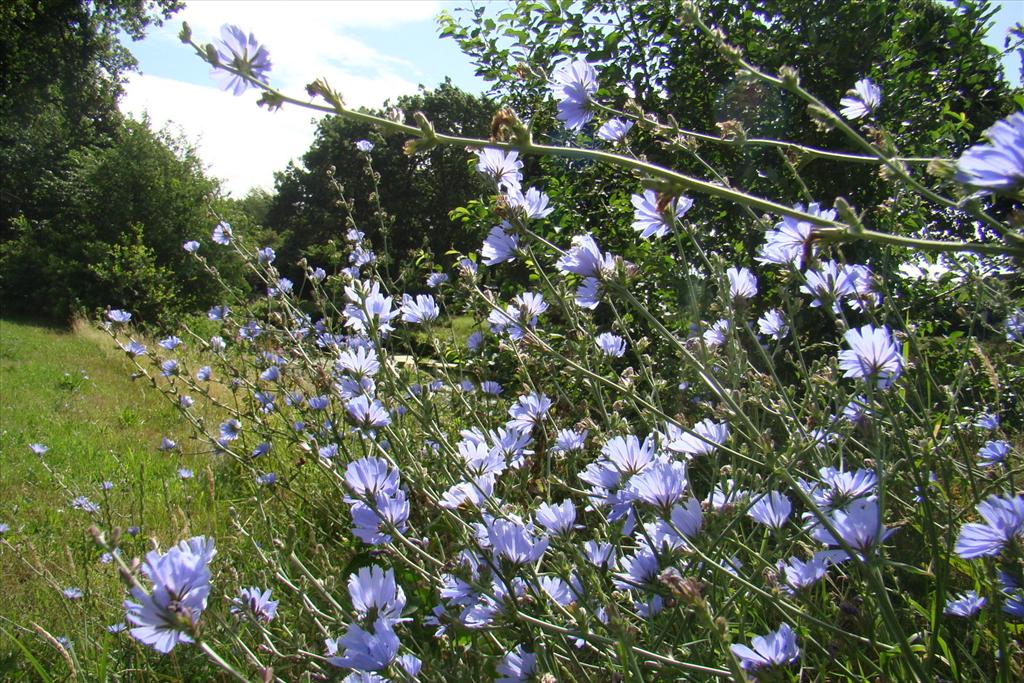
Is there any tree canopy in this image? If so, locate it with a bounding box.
[440,0,1020,255]
[264,80,495,284]
[1,0,182,231]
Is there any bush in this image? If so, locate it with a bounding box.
[0,118,248,327]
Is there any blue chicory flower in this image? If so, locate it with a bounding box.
[426,272,448,288]
[727,266,758,301]
[230,587,278,623]
[839,77,882,120]
[595,332,627,357]
[597,118,634,142]
[207,304,229,320]
[351,494,410,545]
[107,309,131,324]
[325,618,400,672]
[496,644,536,683]
[506,186,554,219]
[800,260,858,313]
[955,494,1024,559]
[557,233,614,278]
[730,623,800,672]
[702,319,730,348]
[974,413,1000,431]
[626,459,688,511]
[978,440,1010,468]
[998,572,1024,619]
[306,395,330,411]
[552,428,587,453]
[211,221,232,245]
[838,324,902,388]
[575,276,602,309]
[748,491,793,529]
[535,499,578,536]
[944,590,985,618]
[476,148,523,192]
[481,224,520,266]
[120,339,146,356]
[486,517,549,565]
[776,550,845,592]
[345,395,391,430]
[756,202,834,267]
[211,25,272,95]
[666,418,729,457]
[348,565,406,625]
[1006,309,1024,342]
[480,380,502,396]
[954,112,1024,193]
[257,246,275,264]
[757,308,789,340]
[631,189,693,239]
[344,457,400,500]
[550,59,598,131]
[583,540,616,568]
[123,536,215,653]
[507,392,552,431]
[400,294,440,324]
[71,495,100,513]
[158,335,181,352]
[238,320,262,341]
[219,418,241,441]
[811,498,895,556]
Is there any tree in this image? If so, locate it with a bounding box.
[0,0,182,234]
[440,0,1019,254]
[265,80,495,284]
[0,118,246,325]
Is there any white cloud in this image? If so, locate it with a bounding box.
[165,1,442,91]
[123,74,319,196]
[121,2,443,195]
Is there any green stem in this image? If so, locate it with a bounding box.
[593,100,936,165]
[515,613,731,677]
[686,10,1010,238]
[198,640,252,683]
[816,226,1024,258]
[192,39,1020,259]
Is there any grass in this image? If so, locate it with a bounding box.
[0,317,233,679]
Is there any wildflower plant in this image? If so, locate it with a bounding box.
[79,10,1024,682]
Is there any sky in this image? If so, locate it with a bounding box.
[119,1,489,196]
[118,1,1023,197]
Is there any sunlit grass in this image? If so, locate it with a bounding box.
[0,318,233,678]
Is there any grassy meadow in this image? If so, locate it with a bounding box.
[0,318,236,680]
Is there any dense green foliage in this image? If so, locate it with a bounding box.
[440,0,1020,251]
[436,0,1023,360]
[0,0,253,326]
[0,0,181,232]
[0,118,246,325]
[265,80,495,283]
